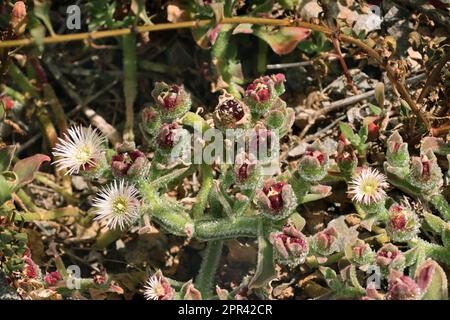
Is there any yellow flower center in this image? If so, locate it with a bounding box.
[75,145,93,164]
[361,179,378,195]
[112,196,129,216]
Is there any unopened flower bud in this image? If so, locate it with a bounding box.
[410,152,443,192]
[234,152,260,188]
[183,280,202,300]
[111,149,147,179]
[256,179,297,220]
[387,269,421,300]
[156,123,190,158]
[336,141,358,176]
[376,243,405,277]
[214,93,249,129]
[141,107,161,135]
[269,225,309,267]
[344,239,375,266]
[367,121,380,142]
[386,131,409,168]
[0,94,14,112]
[311,227,339,256]
[44,271,62,286]
[386,204,420,242]
[244,75,283,115]
[266,107,295,138]
[151,82,191,120]
[298,147,329,182]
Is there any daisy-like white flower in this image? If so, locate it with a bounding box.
[92,180,140,230]
[347,167,389,206]
[52,125,106,175]
[143,270,174,300]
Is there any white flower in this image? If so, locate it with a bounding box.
[52,125,106,175]
[143,271,173,300]
[92,180,140,230]
[348,167,389,205]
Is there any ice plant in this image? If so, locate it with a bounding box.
[143,271,174,300]
[141,106,162,135]
[244,74,285,116]
[269,226,309,267]
[214,92,249,129]
[92,180,140,230]
[375,244,405,277]
[347,167,389,213]
[310,227,339,256]
[336,140,358,178]
[233,152,260,188]
[344,239,375,266]
[387,270,421,300]
[256,179,296,220]
[386,204,420,242]
[52,125,106,176]
[44,271,62,287]
[111,149,147,179]
[151,82,191,120]
[297,146,329,182]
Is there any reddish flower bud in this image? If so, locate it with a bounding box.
[387,269,421,300]
[345,239,375,266]
[410,151,442,191]
[376,244,405,276]
[234,152,259,187]
[298,146,329,182]
[244,74,284,115]
[311,227,339,256]
[24,256,39,279]
[336,141,358,176]
[256,179,297,220]
[367,122,379,142]
[386,131,409,167]
[157,123,179,150]
[141,107,161,135]
[111,149,146,179]
[248,126,277,161]
[269,225,309,266]
[183,280,202,300]
[0,95,14,112]
[44,271,62,286]
[151,82,191,120]
[386,204,420,242]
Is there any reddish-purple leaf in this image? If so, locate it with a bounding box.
[13,154,50,187]
[254,27,311,55]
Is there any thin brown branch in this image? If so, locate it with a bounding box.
[417,50,450,105]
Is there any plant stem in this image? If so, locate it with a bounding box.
[122,34,137,142]
[429,194,450,222]
[192,165,214,220]
[34,173,76,204]
[195,240,223,298]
